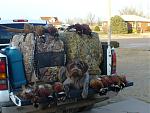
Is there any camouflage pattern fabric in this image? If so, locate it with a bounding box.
[61,32,103,75]
[11,33,35,82]
[36,34,64,53]
[11,34,25,47]
[36,34,65,82]
[11,32,65,83]
[39,66,60,83]
[34,25,45,36]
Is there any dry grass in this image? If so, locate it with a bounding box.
[99,33,150,39]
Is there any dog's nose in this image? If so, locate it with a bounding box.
[74,65,79,69]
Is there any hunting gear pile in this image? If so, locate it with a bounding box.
[6,23,127,107]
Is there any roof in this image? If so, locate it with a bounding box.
[40,16,62,25]
[121,15,150,22]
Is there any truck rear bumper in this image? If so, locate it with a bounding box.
[0,90,10,102]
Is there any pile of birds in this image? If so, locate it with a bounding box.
[66,23,92,36]
[19,82,65,108]
[90,75,127,95]
[19,59,128,108]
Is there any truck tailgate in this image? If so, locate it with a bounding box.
[9,81,133,107]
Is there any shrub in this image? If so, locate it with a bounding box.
[94,26,100,31]
[111,15,128,34]
[132,28,137,33]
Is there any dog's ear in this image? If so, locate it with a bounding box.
[66,60,75,77]
[80,61,89,73]
[66,60,73,71]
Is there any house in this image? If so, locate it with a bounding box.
[102,15,150,33]
[121,15,150,33]
[40,17,62,28]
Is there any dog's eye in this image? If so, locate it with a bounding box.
[69,64,75,69]
[77,63,80,66]
[77,63,82,68]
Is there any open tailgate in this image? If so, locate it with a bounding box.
[9,81,133,107]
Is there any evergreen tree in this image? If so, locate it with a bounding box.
[111,16,128,34]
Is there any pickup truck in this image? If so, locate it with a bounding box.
[0,20,133,113]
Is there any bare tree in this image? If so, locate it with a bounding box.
[65,17,85,24]
[65,18,74,25]
[86,12,95,25]
[97,17,102,26]
[119,7,145,17]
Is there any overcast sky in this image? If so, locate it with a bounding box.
[0,0,149,21]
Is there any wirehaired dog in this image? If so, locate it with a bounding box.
[62,59,90,98]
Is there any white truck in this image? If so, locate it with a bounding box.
[0,20,133,113]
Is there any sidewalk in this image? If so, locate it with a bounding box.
[81,98,150,113]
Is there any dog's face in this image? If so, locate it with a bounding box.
[67,60,88,78]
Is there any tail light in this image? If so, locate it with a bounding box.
[111,48,116,74]
[0,57,8,90]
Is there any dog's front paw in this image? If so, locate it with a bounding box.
[81,89,88,99]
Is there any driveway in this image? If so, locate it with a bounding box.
[82,37,150,113]
[81,98,150,113]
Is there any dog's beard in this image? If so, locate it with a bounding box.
[70,68,82,78]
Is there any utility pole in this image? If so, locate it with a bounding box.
[107,0,112,75]
[108,0,111,46]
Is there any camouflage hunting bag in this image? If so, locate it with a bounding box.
[61,32,103,75]
[11,32,65,83]
[10,25,66,83]
[11,33,35,82]
[34,33,65,82]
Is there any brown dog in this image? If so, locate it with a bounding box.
[63,59,89,98]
